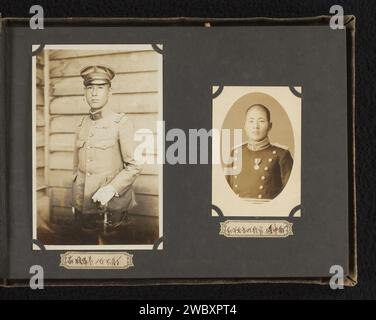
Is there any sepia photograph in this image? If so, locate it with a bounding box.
[32,44,163,249]
[212,86,301,217]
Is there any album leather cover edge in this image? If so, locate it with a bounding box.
[0,16,357,287]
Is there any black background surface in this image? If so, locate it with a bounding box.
[0,0,375,300]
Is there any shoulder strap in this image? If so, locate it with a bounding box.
[77,116,85,127]
[114,112,126,123]
[233,141,247,150]
[272,142,289,150]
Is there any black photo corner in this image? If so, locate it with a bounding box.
[0,0,375,303]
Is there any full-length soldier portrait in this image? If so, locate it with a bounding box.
[33,45,162,248]
[71,65,141,240]
[226,104,293,200]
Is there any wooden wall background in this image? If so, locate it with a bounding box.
[36,53,50,227]
[36,47,161,227]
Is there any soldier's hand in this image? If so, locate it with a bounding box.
[92,185,117,206]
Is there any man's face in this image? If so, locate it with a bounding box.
[244,106,272,142]
[84,83,110,110]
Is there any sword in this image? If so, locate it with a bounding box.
[102,204,109,235]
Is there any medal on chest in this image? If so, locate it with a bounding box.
[253,158,262,170]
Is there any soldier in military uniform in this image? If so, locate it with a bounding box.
[71,65,141,241]
[226,104,293,200]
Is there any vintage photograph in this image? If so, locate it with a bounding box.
[212,86,301,217]
[32,44,163,249]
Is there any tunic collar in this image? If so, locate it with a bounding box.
[247,137,270,151]
[89,107,111,121]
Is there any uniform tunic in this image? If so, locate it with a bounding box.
[71,110,141,214]
[226,143,293,199]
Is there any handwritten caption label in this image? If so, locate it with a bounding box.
[219,220,293,238]
[60,252,134,269]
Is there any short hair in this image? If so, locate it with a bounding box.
[245,104,271,122]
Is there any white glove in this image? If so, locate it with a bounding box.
[92,185,118,206]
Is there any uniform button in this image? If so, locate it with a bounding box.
[272,150,276,154]
[233,166,237,170]
[87,172,91,176]
[259,185,264,190]
[89,133,94,137]
[258,194,262,199]
[234,184,238,188]
[234,157,238,161]
[268,158,272,162]
[234,175,238,179]
[87,146,91,149]
[264,166,268,171]
[261,176,265,180]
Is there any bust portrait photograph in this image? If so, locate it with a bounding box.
[32,44,163,249]
[225,103,293,200]
[212,86,301,217]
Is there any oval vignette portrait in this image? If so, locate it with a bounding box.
[221,91,295,201]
